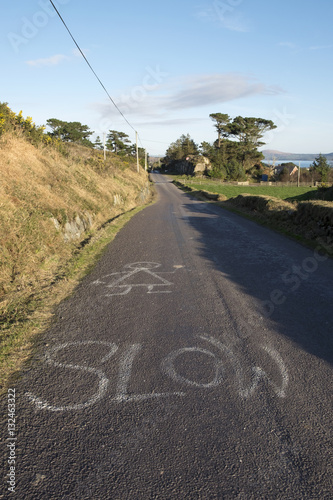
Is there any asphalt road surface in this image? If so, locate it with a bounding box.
[2,174,333,499]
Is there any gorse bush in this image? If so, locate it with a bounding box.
[0,102,56,147]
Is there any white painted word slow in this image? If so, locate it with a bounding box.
[25,336,288,412]
[25,341,118,411]
[91,262,177,296]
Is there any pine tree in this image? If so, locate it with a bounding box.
[310,154,330,183]
[94,135,103,150]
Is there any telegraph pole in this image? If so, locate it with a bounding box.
[103,132,106,162]
[298,161,301,187]
[136,131,139,173]
[145,149,148,171]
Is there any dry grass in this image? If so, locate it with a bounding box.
[228,193,296,214]
[0,133,152,389]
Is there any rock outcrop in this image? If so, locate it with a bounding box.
[172,155,212,176]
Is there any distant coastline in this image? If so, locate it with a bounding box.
[262,149,333,163]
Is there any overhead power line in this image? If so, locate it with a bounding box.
[49,0,137,135]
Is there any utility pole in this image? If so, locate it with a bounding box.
[136,131,139,173]
[298,161,301,187]
[145,149,148,171]
[103,132,106,162]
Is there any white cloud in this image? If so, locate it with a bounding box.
[165,74,284,110]
[25,48,89,68]
[309,44,333,51]
[278,41,333,54]
[26,54,70,67]
[135,117,207,127]
[94,72,285,127]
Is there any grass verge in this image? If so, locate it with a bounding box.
[173,178,317,201]
[0,201,154,393]
[174,181,333,257]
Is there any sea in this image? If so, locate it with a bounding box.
[265,160,315,169]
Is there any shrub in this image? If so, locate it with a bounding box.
[317,186,333,201]
[0,102,55,147]
[225,159,246,181]
[209,167,226,180]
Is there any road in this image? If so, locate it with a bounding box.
[2,174,333,499]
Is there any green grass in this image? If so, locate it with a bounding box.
[179,180,317,201]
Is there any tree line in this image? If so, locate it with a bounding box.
[162,113,332,182]
[163,113,276,181]
[46,119,145,158]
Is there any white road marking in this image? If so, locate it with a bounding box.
[114,344,185,402]
[25,336,288,411]
[92,262,176,296]
[162,347,224,388]
[25,341,118,412]
[238,346,289,399]
[25,367,109,412]
[199,335,289,399]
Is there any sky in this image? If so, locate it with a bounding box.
[1,0,333,156]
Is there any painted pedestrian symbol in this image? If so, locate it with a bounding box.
[92,262,175,296]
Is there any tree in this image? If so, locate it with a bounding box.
[164,134,198,164]
[180,134,199,157]
[164,138,183,163]
[228,116,276,169]
[206,113,277,179]
[106,130,131,155]
[280,162,298,169]
[46,119,94,146]
[200,141,215,158]
[279,167,290,182]
[310,154,331,183]
[209,113,230,148]
[226,158,246,181]
[46,118,64,138]
[228,116,276,149]
[94,135,103,150]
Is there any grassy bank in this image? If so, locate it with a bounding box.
[175,178,317,201]
[0,132,153,391]
[173,179,333,256]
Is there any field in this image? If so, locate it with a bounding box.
[177,179,317,202]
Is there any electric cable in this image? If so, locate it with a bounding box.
[49,0,139,139]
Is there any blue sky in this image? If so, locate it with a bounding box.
[1,0,333,156]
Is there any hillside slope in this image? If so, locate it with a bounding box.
[0,132,151,381]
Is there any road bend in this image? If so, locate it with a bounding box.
[2,173,332,499]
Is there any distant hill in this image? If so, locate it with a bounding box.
[262,150,333,162]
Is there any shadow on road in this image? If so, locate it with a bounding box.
[180,193,333,367]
